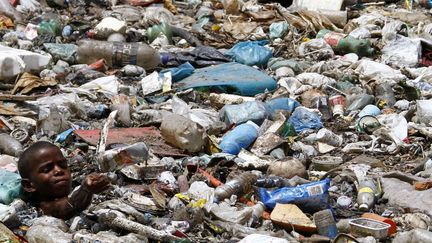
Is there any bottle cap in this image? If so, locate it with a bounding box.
[359,203,369,211]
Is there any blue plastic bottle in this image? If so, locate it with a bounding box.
[219,121,259,155]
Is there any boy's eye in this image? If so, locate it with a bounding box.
[41,165,53,173]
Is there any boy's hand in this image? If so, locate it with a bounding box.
[83,173,110,194]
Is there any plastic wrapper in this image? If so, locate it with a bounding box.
[219,101,272,126]
[225,40,272,67]
[259,178,331,212]
[382,20,407,44]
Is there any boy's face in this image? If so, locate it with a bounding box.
[22,146,72,201]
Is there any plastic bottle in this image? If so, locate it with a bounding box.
[98,142,149,172]
[0,133,23,157]
[219,121,259,155]
[160,113,206,153]
[214,171,261,202]
[76,39,162,70]
[313,209,338,239]
[347,94,375,112]
[249,202,265,227]
[357,178,377,211]
[316,29,374,57]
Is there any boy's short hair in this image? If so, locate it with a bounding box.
[18,141,59,179]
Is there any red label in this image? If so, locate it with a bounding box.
[324,32,346,47]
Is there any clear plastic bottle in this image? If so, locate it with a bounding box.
[0,133,23,157]
[214,171,261,202]
[160,113,206,153]
[357,178,377,211]
[77,39,161,70]
[98,142,149,172]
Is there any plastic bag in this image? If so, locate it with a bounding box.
[269,21,289,40]
[381,36,421,68]
[266,97,300,115]
[259,178,331,212]
[0,169,22,205]
[225,40,272,67]
[288,106,323,133]
[299,39,334,60]
[417,100,432,125]
[219,101,272,126]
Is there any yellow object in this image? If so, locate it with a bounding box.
[359,187,374,194]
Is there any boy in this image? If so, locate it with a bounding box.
[18,141,110,219]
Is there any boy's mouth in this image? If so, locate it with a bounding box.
[54,178,70,186]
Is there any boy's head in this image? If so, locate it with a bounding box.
[18,141,71,201]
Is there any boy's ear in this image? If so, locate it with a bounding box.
[21,178,36,193]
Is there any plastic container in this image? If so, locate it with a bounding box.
[357,178,377,211]
[362,213,397,236]
[316,29,374,57]
[219,121,259,155]
[329,95,345,117]
[214,171,261,202]
[160,113,206,153]
[98,142,149,172]
[77,39,161,70]
[313,209,338,239]
[349,218,391,240]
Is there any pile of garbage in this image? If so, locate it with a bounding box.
[1,0,432,242]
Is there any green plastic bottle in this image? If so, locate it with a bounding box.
[316,29,374,57]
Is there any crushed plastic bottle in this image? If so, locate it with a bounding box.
[98,142,149,172]
[214,171,261,202]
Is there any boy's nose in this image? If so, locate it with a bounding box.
[53,165,65,175]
